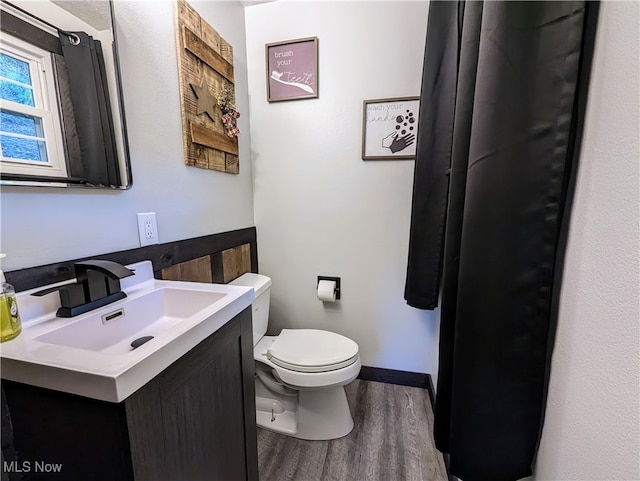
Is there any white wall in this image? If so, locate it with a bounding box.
[245,1,438,374]
[0,0,254,271]
[534,2,640,479]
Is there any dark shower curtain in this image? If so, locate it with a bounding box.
[60,32,120,187]
[405,2,598,480]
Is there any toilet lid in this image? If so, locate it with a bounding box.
[267,329,359,373]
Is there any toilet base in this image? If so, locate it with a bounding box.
[256,396,298,435]
[255,384,354,441]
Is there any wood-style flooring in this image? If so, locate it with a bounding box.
[257,379,448,481]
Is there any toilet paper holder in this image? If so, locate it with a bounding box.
[317,276,341,300]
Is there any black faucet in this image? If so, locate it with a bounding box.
[33,260,135,318]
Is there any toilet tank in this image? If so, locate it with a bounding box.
[229,273,272,346]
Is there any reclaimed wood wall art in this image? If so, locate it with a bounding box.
[175,0,239,174]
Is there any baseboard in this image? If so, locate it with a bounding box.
[357,366,436,405]
[357,366,428,385]
[357,366,455,481]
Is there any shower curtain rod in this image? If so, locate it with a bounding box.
[1,0,80,41]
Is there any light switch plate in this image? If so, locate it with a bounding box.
[137,212,159,247]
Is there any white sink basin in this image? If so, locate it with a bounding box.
[34,288,226,355]
[0,260,254,402]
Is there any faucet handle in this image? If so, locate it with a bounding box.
[31,283,92,309]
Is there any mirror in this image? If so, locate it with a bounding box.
[0,0,132,188]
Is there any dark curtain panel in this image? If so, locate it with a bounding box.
[406,2,599,480]
[93,40,119,185]
[433,0,484,454]
[60,32,120,187]
[404,2,462,310]
[52,53,84,178]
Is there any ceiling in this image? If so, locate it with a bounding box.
[50,0,111,31]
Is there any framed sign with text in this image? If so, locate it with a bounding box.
[362,97,420,160]
[266,37,318,102]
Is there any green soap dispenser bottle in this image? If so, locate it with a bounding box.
[0,254,22,342]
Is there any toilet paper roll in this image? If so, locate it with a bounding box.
[317,280,337,302]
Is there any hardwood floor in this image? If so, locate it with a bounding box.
[257,379,448,481]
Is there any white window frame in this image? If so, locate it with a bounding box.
[0,33,67,178]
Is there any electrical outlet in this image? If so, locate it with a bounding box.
[137,212,159,247]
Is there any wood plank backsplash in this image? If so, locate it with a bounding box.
[221,244,251,283]
[7,227,258,292]
[161,244,251,284]
[161,255,213,283]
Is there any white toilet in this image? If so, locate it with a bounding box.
[230,273,361,440]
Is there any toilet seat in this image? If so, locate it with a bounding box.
[267,329,359,373]
[255,334,361,389]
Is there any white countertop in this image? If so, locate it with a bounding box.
[0,261,254,402]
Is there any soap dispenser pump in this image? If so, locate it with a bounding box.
[0,254,22,342]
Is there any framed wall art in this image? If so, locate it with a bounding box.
[175,0,239,173]
[266,37,318,102]
[362,97,420,160]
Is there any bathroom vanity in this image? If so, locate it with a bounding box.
[0,261,258,481]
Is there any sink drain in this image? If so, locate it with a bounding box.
[130,336,154,350]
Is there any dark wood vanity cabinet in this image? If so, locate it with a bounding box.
[1,307,258,481]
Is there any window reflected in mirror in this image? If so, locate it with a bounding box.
[0,0,131,189]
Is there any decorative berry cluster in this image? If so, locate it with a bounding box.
[216,83,236,114]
